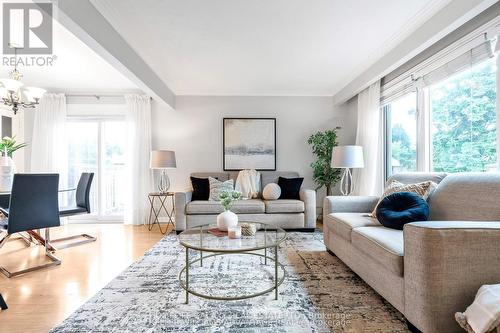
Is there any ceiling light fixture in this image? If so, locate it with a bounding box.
[0,46,46,114]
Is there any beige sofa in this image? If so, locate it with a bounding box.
[323,172,500,333]
[175,171,316,232]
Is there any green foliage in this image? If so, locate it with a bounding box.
[391,123,416,171]
[431,60,496,172]
[307,128,342,195]
[0,136,28,157]
[219,190,241,211]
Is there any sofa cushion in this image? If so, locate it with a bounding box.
[261,171,299,188]
[428,172,500,221]
[387,172,447,186]
[265,199,304,213]
[186,199,265,214]
[324,213,381,242]
[191,172,229,181]
[351,226,404,276]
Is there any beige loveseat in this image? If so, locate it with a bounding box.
[175,171,316,232]
[323,172,500,333]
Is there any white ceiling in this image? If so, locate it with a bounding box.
[0,2,138,94]
[91,0,451,96]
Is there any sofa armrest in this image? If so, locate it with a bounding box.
[174,191,193,231]
[404,221,500,332]
[323,195,379,215]
[299,189,316,229]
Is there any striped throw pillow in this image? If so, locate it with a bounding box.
[371,180,438,217]
[208,177,234,201]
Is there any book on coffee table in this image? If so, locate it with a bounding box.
[208,228,227,237]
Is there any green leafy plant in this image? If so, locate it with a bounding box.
[307,128,342,196]
[219,190,242,211]
[0,136,28,157]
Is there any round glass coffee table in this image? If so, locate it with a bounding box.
[178,222,287,303]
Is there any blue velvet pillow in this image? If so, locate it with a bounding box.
[376,192,429,230]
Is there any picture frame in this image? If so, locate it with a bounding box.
[223,118,276,171]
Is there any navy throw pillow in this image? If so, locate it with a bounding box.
[278,177,304,199]
[376,192,429,230]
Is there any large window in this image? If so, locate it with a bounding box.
[430,57,497,172]
[385,92,418,176]
[384,54,497,176]
[67,119,127,220]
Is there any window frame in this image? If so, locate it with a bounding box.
[383,55,498,177]
[383,91,419,179]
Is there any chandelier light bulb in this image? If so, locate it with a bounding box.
[25,87,47,100]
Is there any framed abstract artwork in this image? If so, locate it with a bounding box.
[223,118,276,171]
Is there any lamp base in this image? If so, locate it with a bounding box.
[158,170,170,194]
[340,168,353,196]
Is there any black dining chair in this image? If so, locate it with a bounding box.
[0,293,7,310]
[52,173,96,249]
[0,174,61,278]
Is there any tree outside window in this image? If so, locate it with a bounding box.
[431,58,496,172]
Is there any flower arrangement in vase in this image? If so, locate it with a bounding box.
[217,189,241,231]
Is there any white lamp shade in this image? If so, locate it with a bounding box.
[150,150,176,169]
[331,145,364,168]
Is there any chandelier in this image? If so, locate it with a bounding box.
[0,47,46,115]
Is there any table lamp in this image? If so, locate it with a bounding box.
[331,145,364,195]
[150,150,176,193]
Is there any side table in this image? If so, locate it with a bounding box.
[147,192,175,234]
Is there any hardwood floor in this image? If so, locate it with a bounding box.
[0,223,168,333]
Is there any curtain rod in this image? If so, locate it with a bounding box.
[65,94,124,99]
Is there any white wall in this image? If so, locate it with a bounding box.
[151,95,357,205]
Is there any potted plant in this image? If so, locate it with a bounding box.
[307,128,342,196]
[0,136,28,192]
[0,136,28,157]
[217,189,242,231]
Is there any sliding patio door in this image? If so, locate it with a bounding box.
[66,118,127,222]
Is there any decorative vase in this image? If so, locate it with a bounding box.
[217,210,238,231]
[0,155,15,192]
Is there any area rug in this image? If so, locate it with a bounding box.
[50,231,410,332]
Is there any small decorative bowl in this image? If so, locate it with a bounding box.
[240,223,257,236]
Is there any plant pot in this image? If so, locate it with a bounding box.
[0,156,15,192]
[217,210,238,231]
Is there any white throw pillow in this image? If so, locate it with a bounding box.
[208,177,234,201]
[262,183,281,200]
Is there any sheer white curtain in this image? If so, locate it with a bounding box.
[125,94,152,225]
[352,80,384,196]
[30,93,67,181]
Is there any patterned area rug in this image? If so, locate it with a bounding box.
[50,232,410,332]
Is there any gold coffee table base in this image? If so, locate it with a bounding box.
[178,251,286,303]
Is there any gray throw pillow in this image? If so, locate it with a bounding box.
[208,177,234,201]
